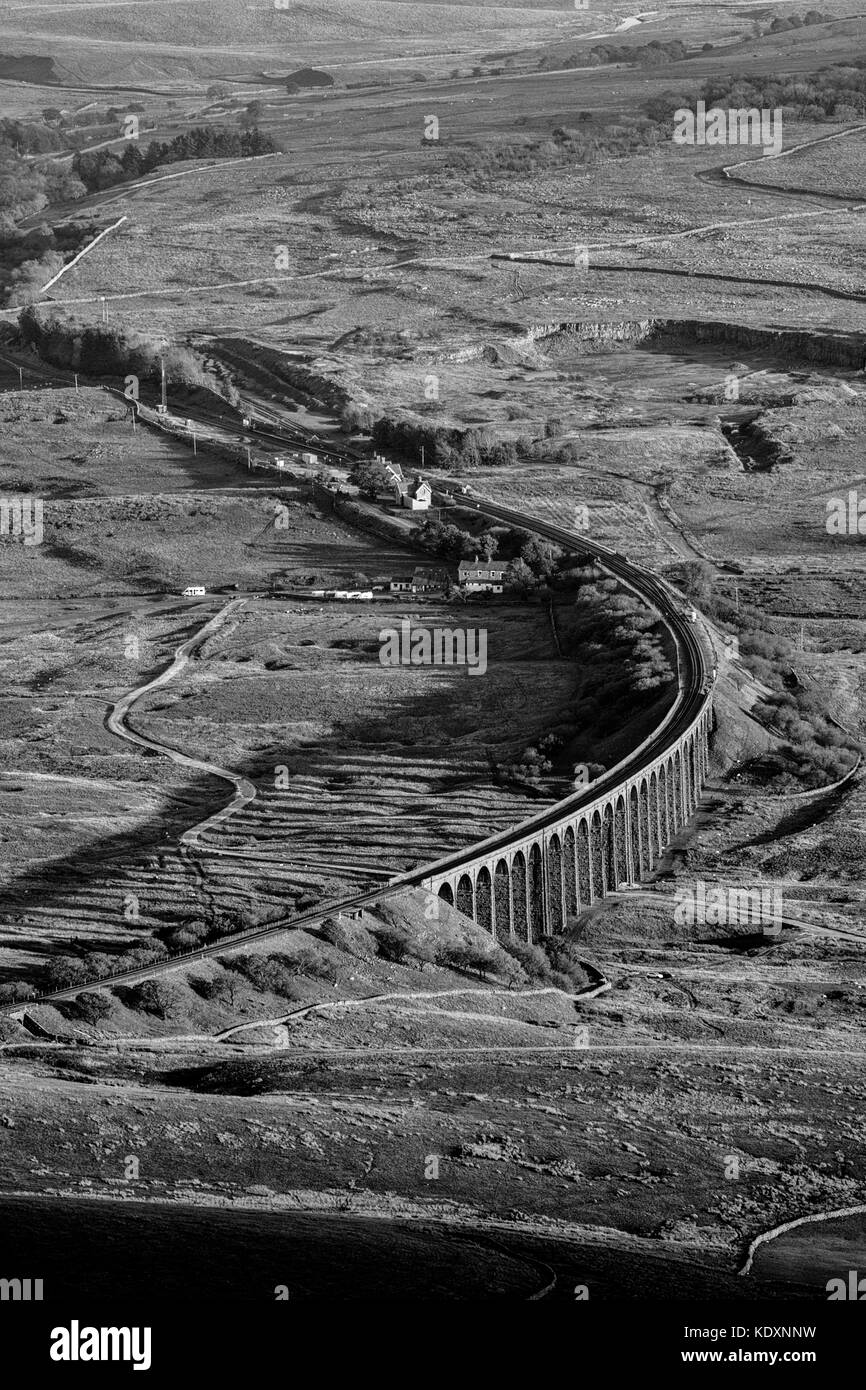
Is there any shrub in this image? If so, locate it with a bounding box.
[117,980,177,1018]
[435,943,493,977]
[222,947,334,993]
[59,991,112,1025]
[275,946,335,982]
[488,946,526,988]
[542,938,589,988]
[120,941,169,970]
[500,938,553,982]
[0,981,35,1004]
[189,971,242,1005]
[44,956,89,991]
[163,918,210,952]
[374,926,413,963]
[319,916,374,957]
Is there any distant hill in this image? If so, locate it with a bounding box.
[0,0,571,85]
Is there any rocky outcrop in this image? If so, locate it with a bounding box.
[530,318,866,370]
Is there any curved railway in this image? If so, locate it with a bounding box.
[417,491,715,897]
[2,460,716,1011]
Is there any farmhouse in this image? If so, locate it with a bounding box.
[389,568,449,594]
[458,558,508,593]
[411,567,449,592]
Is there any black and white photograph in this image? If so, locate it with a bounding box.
[0,0,864,1363]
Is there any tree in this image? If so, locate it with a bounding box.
[436,943,492,977]
[72,991,112,1024]
[190,971,240,1006]
[239,101,265,129]
[476,530,499,560]
[44,956,89,991]
[679,560,713,604]
[509,558,540,595]
[520,537,562,579]
[351,461,383,497]
[0,981,34,1003]
[121,979,176,1018]
[374,926,412,963]
[121,143,146,179]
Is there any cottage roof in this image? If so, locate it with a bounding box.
[458,556,503,573]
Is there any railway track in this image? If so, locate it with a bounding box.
[1,465,714,1014]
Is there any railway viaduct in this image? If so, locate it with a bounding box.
[419,493,717,943]
[422,705,711,940]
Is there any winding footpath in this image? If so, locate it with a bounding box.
[105,597,257,833]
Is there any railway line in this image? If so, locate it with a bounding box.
[412,490,714,904]
[1,436,715,1012]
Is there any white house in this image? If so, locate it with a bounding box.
[457,558,507,594]
[397,475,432,511]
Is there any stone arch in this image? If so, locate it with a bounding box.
[639,777,651,872]
[590,810,604,898]
[577,817,592,906]
[670,756,678,828]
[649,771,661,864]
[456,873,474,919]
[614,794,628,886]
[673,751,684,826]
[658,762,669,847]
[629,784,641,881]
[528,842,544,940]
[494,858,511,936]
[511,850,528,940]
[476,866,493,935]
[438,882,454,906]
[602,802,617,891]
[546,833,564,933]
[684,737,695,815]
[563,825,578,918]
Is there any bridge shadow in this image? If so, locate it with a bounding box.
[0,610,578,992]
[0,768,232,989]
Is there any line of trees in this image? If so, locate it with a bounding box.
[372,414,534,471]
[647,61,866,125]
[677,561,857,789]
[495,562,674,790]
[72,124,277,193]
[18,305,230,396]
